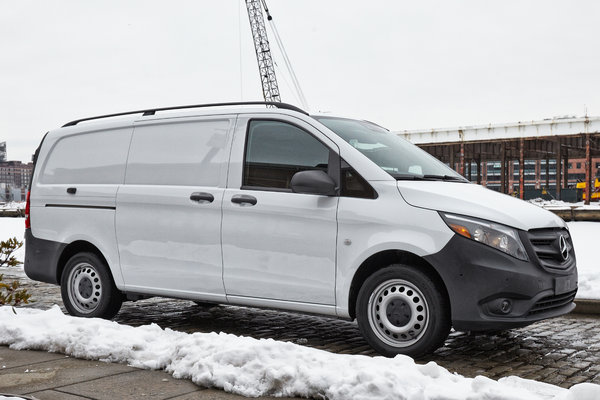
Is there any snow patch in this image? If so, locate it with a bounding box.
[1,306,600,400]
[567,222,600,299]
[529,198,600,210]
[0,217,25,264]
[0,201,25,211]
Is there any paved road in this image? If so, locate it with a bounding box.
[3,267,600,389]
[0,346,295,400]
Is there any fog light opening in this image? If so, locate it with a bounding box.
[500,299,512,314]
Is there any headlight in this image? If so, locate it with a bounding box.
[440,213,528,261]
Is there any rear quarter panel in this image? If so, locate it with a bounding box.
[30,122,133,287]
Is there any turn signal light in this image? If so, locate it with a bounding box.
[449,223,471,239]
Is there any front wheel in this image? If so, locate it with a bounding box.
[356,264,450,358]
[61,252,123,319]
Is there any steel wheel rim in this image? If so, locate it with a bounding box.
[67,262,102,314]
[367,279,429,348]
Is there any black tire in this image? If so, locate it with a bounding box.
[356,264,451,358]
[60,252,123,319]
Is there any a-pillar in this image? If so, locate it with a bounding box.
[585,134,591,205]
[519,138,524,199]
[556,138,562,200]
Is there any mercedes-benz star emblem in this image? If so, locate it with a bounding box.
[558,235,569,261]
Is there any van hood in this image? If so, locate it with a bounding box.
[396,181,566,231]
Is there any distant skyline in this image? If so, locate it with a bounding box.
[2,1,599,162]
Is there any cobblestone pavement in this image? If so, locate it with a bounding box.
[4,267,600,389]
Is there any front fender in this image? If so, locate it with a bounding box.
[334,181,453,318]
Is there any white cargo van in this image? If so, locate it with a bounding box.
[25,102,577,357]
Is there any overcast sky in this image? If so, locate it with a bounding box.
[2,1,599,162]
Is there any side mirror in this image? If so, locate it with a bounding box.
[291,170,337,196]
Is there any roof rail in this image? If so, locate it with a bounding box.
[62,101,308,127]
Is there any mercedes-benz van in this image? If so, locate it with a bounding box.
[25,102,578,357]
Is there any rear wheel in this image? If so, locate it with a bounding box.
[61,252,122,319]
[356,264,450,358]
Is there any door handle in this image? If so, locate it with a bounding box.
[190,192,214,203]
[231,194,257,206]
[66,187,77,194]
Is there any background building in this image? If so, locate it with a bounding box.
[398,116,600,203]
[476,158,600,194]
[0,142,33,202]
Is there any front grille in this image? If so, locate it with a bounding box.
[526,228,575,271]
[528,289,577,315]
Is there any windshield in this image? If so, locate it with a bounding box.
[314,116,467,182]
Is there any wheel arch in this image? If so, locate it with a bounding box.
[347,249,450,320]
[56,241,111,284]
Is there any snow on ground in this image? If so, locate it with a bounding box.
[568,222,599,299]
[529,198,600,210]
[0,217,25,271]
[1,306,599,400]
[0,201,25,211]
[1,217,599,298]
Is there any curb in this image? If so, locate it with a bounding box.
[572,299,600,315]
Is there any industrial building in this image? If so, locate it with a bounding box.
[398,116,600,204]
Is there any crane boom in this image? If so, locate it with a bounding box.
[245,0,281,102]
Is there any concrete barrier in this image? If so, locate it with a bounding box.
[573,299,600,315]
[546,208,600,222]
[0,209,24,217]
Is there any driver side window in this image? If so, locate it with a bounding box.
[243,120,330,190]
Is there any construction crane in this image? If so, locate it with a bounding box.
[244,0,308,109]
[245,0,281,102]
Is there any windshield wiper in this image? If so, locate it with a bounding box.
[392,173,429,180]
[423,174,468,182]
[392,173,468,182]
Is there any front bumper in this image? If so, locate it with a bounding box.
[425,234,577,331]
